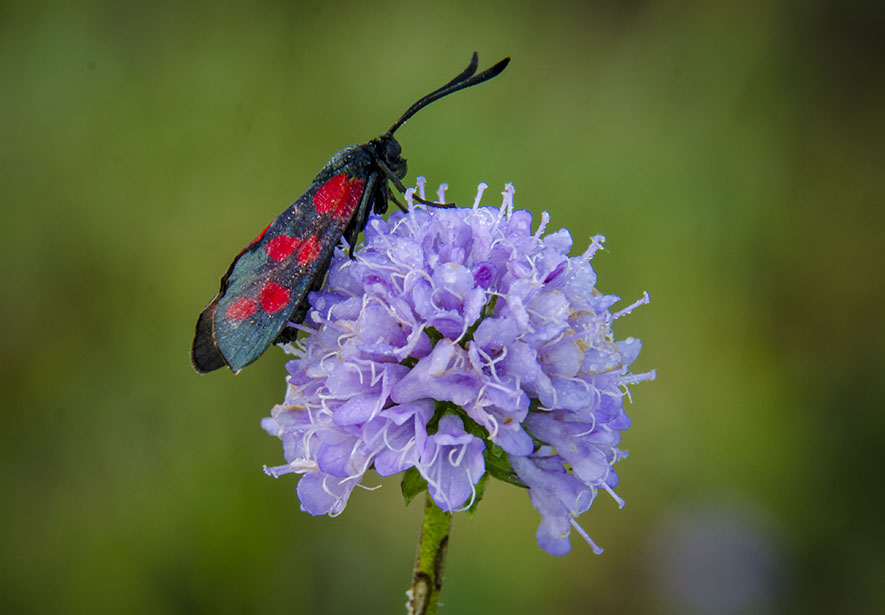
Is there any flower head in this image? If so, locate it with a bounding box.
[263,178,654,554]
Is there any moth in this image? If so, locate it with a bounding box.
[191,53,509,373]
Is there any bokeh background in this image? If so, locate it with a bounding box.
[2,1,883,613]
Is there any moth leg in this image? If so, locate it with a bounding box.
[388,189,408,213]
[343,171,379,258]
[376,158,456,208]
[413,193,456,208]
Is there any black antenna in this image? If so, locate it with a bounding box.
[386,53,510,136]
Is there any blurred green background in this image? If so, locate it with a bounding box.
[2,0,883,613]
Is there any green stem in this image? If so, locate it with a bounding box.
[406,495,453,615]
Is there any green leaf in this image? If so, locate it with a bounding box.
[401,467,428,505]
[424,326,444,345]
[428,400,468,435]
[459,412,491,440]
[483,448,526,488]
[485,441,505,458]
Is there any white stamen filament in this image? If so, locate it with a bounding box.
[472,182,488,210]
[452,471,478,512]
[572,416,598,438]
[533,210,550,239]
[613,291,650,320]
[569,517,604,555]
[619,369,657,386]
[602,482,625,509]
[502,183,515,217]
[582,235,606,261]
[447,442,468,467]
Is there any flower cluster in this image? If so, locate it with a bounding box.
[262,178,654,555]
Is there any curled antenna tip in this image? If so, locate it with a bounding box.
[386,53,512,136]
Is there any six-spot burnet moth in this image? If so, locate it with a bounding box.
[191,53,510,374]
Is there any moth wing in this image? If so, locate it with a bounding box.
[191,169,370,373]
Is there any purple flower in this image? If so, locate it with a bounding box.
[262,177,655,554]
[416,415,485,512]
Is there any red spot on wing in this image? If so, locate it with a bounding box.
[259,282,291,313]
[296,235,321,265]
[266,235,300,261]
[314,174,347,213]
[332,177,365,220]
[314,173,365,220]
[225,297,258,321]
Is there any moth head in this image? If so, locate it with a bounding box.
[376,134,407,180]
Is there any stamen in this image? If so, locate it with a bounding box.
[569,517,604,555]
[320,475,339,499]
[613,291,650,319]
[496,186,509,223]
[602,482,625,509]
[533,211,550,239]
[475,344,507,382]
[453,472,478,512]
[485,413,500,439]
[572,416,598,438]
[436,183,448,204]
[448,443,468,467]
[383,427,414,454]
[349,453,374,481]
[582,235,606,261]
[285,322,317,335]
[416,176,427,201]
[472,182,488,210]
[503,183,515,217]
[619,369,657,386]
